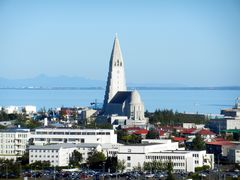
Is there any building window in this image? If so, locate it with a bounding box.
[127,156,131,161]
[127,163,131,167]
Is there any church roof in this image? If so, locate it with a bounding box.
[109,91,132,104]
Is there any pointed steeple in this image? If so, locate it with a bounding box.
[103,34,127,111]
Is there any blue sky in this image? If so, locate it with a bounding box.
[0,0,239,86]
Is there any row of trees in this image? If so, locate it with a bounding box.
[146,109,208,125]
[0,110,25,122]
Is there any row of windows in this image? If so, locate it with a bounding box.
[108,151,117,155]
[30,150,58,153]
[0,145,14,149]
[0,133,28,138]
[31,155,58,158]
[36,131,111,135]
[31,160,57,163]
[0,150,15,154]
[173,163,185,167]
[146,156,185,160]
[193,154,199,158]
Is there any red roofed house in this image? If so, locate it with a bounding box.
[133,129,149,138]
[196,129,216,141]
[206,139,235,160]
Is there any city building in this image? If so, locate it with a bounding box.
[1,105,37,115]
[22,105,37,115]
[2,106,20,114]
[0,128,31,160]
[101,35,147,126]
[30,128,117,145]
[208,97,240,133]
[206,139,235,160]
[80,108,97,125]
[29,143,103,166]
[117,140,214,173]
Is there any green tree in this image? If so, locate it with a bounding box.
[30,161,50,170]
[165,161,175,180]
[105,157,117,173]
[116,160,126,173]
[0,158,20,177]
[87,151,106,168]
[17,151,29,166]
[143,162,151,172]
[192,134,206,150]
[69,150,83,167]
[146,129,159,139]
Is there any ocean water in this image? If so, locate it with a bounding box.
[0,89,239,114]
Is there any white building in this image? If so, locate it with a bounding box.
[30,128,117,145]
[3,106,20,114]
[183,123,205,129]
[22,105,37,114]
[0,129,31,160]
[29,143,103,166]
[117,140,214,173]
[29,144,77,167]
[209,97,240,133]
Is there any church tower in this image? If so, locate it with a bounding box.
[103,34,127,111]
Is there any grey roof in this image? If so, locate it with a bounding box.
[109,91,132,104]
[0,128,30,133]
[29,143,101,150]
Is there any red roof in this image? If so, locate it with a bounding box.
[206,141,234,146]
[159,130,165,136]
[197,129,215,135]
[134,129,149,135]
[123,127,141,131]
[213,137,225,141]
[172,137,186,142]
[181,128,196,134]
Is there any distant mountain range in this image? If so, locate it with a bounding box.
[0,74,240,90]
[0,74,105,88]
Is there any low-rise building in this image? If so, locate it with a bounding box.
[31,128,117,145]
[117,140,214,173]
[22,105,37,115]
[0,128,31,160]
[29,143,103,166]
[206,140,235,160]
[29,144,77,166]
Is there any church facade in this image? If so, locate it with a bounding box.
[102,35,147,127]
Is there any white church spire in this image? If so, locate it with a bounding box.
[103,35,127,111]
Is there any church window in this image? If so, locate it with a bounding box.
[117,59,119,66]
